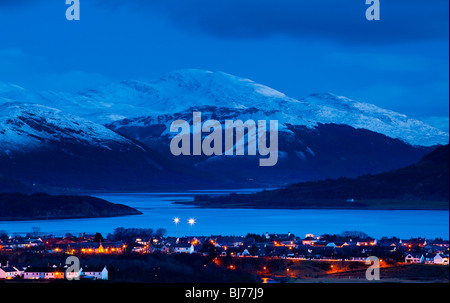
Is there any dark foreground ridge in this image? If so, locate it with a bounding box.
[0,192,142,221]
[190,145,449,209]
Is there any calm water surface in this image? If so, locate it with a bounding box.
[1,190,448,239]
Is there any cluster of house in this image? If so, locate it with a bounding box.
[1,232,448,269]
[0,262,108,280]
[0,236,126,254]
[147,232,449,265]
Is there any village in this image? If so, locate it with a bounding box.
[0,228,448,282]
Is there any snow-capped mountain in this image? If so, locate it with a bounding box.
[1,69,447,146]
[0,69,447,189]
[70,70,449,146]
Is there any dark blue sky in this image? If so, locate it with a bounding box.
[0,0,448,127]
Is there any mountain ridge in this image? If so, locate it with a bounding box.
[1,69,447,146]
[0,69,447,190]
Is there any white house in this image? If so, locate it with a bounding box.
[173,243,194,254]
[82,266,108,280]
[405,253,424,264]
[23,267,47,280]
[23,266,65,280]
[0,266,21,280]
[433,254,449,265]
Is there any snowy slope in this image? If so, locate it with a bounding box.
[0,103,193,190]
[0,69,448,146]
[298,93,449,147]
[0,102,137,154]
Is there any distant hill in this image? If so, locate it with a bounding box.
[0,192,142,221]
[191,145,449,209]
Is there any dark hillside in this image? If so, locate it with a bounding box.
[0,192,142,221]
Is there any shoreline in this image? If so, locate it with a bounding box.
[48,187,271,196]
[173,200,449,211]
[0,212,143,222]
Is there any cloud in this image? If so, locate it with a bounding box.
[4,0,447,44]
[99,0,449,44]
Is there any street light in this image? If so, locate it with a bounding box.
[188,218,196,236]
[173,217,180,238]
